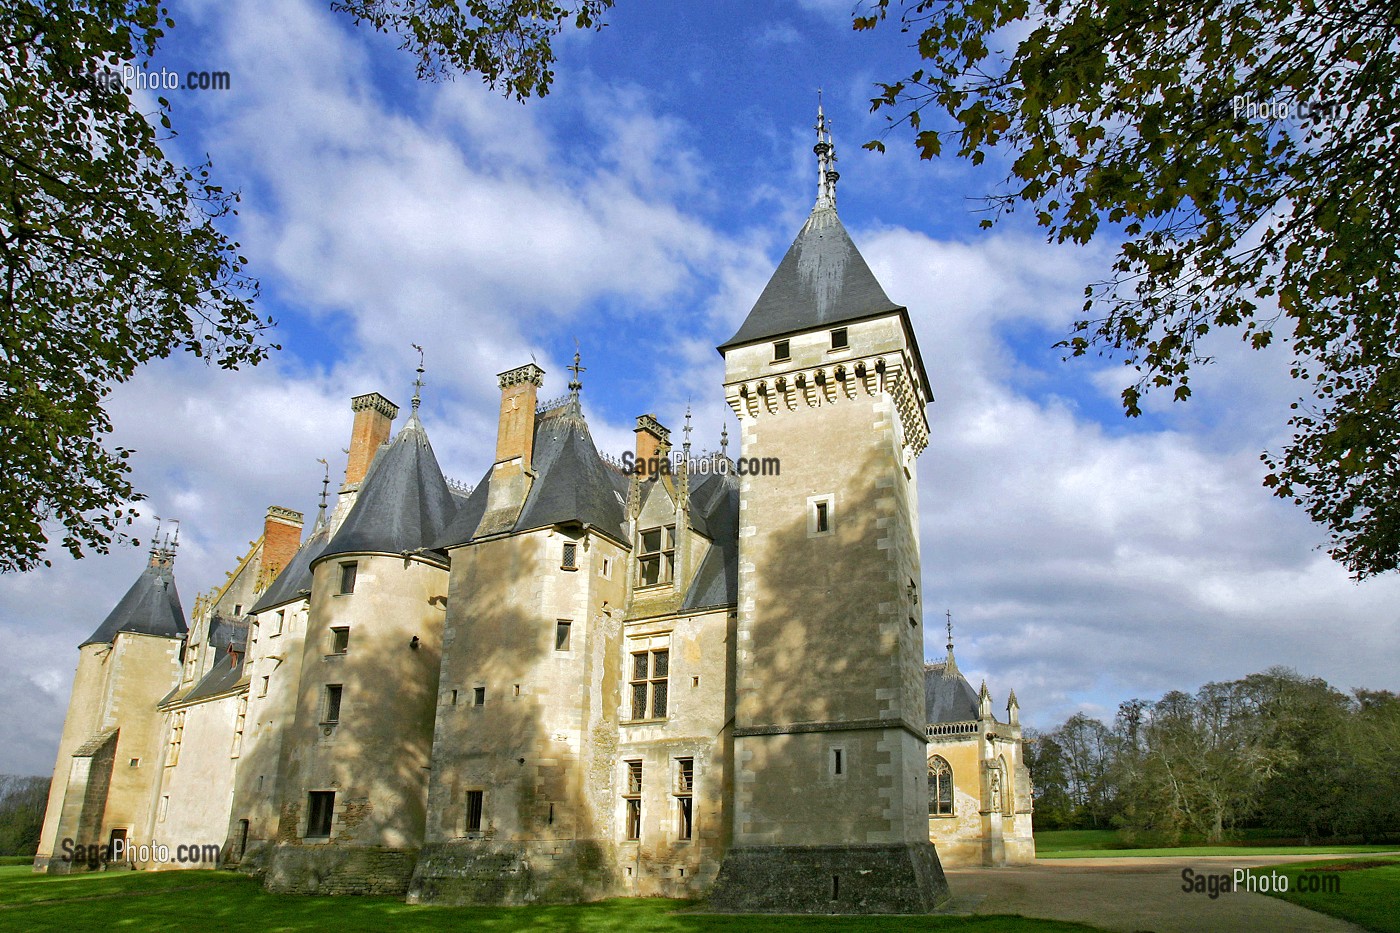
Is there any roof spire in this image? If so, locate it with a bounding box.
[568,340,585,397]
[682,402,693,457]
[814,94,839,212]
[316,458,331,528]
[411,343,425,413]
[149,515,164,566]
[946,609,954,653]
[720,421,730,458]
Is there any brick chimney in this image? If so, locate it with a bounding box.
[634,414,671,479]
[345,392,399,488]
[477,364,545,536]
[260,506,304,586]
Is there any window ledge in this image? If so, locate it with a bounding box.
[623,718,668,726]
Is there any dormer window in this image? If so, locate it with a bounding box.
[639,526,675,587]
[830,327,848,350]
[772,339,790,362]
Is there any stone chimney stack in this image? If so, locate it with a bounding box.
[495,364,545,470]
[477,364,545,536]
[260,506,304,586]
[345,392,400,489]
[633,414,671,479]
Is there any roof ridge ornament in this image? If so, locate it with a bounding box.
[813,95,839,213]
[568,340,585,398]
[411,343,425,414]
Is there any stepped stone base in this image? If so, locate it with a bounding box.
[707,842,950,914]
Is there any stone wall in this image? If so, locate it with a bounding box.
[264,845,418,896]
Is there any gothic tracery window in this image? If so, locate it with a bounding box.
[928,755,953,816]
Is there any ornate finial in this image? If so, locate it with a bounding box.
[150,516,163,560]
[814,97,839,211]
[316,457,330,525]
[166,519,180,561]
[411,343,425,413]
[720,422,729,457]
[682,402,693,457]
[946,609,954,653]
[568,340,585,397]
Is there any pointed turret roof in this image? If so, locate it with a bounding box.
[434,398,629,549]
[81,557,187,647]
[318,412,458,563]
[718,107,903,352]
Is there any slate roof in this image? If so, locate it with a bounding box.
[434,399,629,549]
[80,559,187,647]
[719,205,903,351]
[924,655,981,725]
[319,412,459,563]
[681,469,739,611]
[249,519,332,614]
[184,643,246,702]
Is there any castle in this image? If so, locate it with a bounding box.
[33,112,1033,912]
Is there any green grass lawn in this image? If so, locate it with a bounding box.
[0,866,1109,933]
[1248,855,1400,933]
[1035,829,1400,859]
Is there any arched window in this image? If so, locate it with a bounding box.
[928,755,954,816]
[999,755,1015,815]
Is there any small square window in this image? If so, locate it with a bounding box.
[129,758,140,768]
[330,627,349,654]
[307,791,335,838]
[555,620,572,651]
[323,684,343,723]
[473,686,486,706]
[338,562,358,595]
[830,327,848,350]
[561,542,578,570]
[773,339,790,362]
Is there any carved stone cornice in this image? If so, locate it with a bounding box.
[497,363,546,389]
[723,351,931,456]
[350,392,399,420]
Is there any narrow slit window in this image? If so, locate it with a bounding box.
[338,561,358,595]
[624,760,642,840]
[815,501,829,533]
[323,684,343,723]
[675,757,694,841]
[466,790,484,832]
[473,686,486,706]
[555,620,572,651]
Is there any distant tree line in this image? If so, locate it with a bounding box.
[1025,668,1400,845]
[0,775,49,857]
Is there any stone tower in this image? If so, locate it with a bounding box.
[708,108,947,913]
[33,537,187,873]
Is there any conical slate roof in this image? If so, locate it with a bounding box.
[434,399,629,549]
[249,519,332,614]
[718,205,903,351]
[318,412,458,563]
[80,559,187,647]
[924,654,981,725]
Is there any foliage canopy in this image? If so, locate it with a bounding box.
[0,0,272,573]
[857,0,1400,577]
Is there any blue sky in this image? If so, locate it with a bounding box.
[1,0,1396,775]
